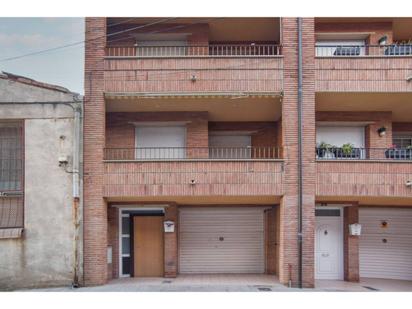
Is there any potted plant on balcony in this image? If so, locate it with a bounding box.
[384,144,412,160]
[340,142,360,159]
[317,142,336,159]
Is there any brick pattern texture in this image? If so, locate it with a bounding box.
[279,17,316,288]
[84,17,108,286]
[344,205,360,282]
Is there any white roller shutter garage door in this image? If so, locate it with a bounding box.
[359,208,412,280]
[179,207,265,274]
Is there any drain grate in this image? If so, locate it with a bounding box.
[362,286,380,291]
[256,286,272,291]
[162,280,173,284]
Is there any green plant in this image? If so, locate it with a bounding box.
[318,141,334,150]
[341,143,354,155]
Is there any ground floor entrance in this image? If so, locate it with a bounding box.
[114,205,278,279]
[313,205,412,283]
[315,207,343,280]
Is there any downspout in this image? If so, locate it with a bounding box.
[297,17,303,289]
[71,98,82,288]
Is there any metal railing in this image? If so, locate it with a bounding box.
[316,147,412,160]
[104,147,282,161]
[316,44,412,57]
[105,44,281,58]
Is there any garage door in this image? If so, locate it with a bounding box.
[179,207,265,274]
[359,208,412,280]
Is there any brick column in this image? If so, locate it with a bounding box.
[365,113,392,159]
[344,205,360,282]
[83,17,108,286]
[278,17,316,288]
[164,204,178,277]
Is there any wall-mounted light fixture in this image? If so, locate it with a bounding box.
[406,75,412,82]
[377,126,387,137]
[378,35,388,45]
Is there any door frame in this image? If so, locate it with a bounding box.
[315,205,344,280]
[117,206,167,278]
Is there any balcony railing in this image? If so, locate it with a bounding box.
[316,147,412,160]
[104,147,282,161]
[105,44,281,58]
[316,44,412,57]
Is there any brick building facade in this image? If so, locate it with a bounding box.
[83,17,412,288]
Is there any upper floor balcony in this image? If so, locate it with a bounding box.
[314,17,412,93]
[103,18,283,96]
[315,44,412,93]
[104,44,283,95]
[103,146,284,199]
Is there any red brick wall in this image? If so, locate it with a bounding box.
[344,205,359,282]
[265,207,277,275]
[279,17,316,288]
[164,204,178,277]
[209,122,279,147]
[84,17,108,286]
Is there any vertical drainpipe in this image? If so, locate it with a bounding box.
[297,17,303,289]
[72,101,82,287]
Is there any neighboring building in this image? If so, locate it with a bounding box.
[0,72,82,290]
[82,17,411,288]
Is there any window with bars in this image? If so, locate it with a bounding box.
[0,121,24,231]
[0,122,23,192]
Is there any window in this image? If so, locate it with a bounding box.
[0,122,23,192]
[0,121,24,231]
[135,125,186,159]
[209,133,252,159]
[316,40,366,57]
[120,212,131,276]
[393,134,412,148]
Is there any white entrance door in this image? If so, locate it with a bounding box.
[315,208,343,280]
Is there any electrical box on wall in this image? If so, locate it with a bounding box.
[164,220,175,233]
[349,223,362,236]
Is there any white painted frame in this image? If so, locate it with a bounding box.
[315,205,344,280]
[117,205,167,278]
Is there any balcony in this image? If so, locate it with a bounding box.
[316,147,412,161]
[316,160,412,198]
[315,44,412,92]
[103,147,284,198]
[103,44,283,96]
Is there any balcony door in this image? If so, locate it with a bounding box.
[135,125,186,159]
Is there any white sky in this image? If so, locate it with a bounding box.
[0,18,84,94]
